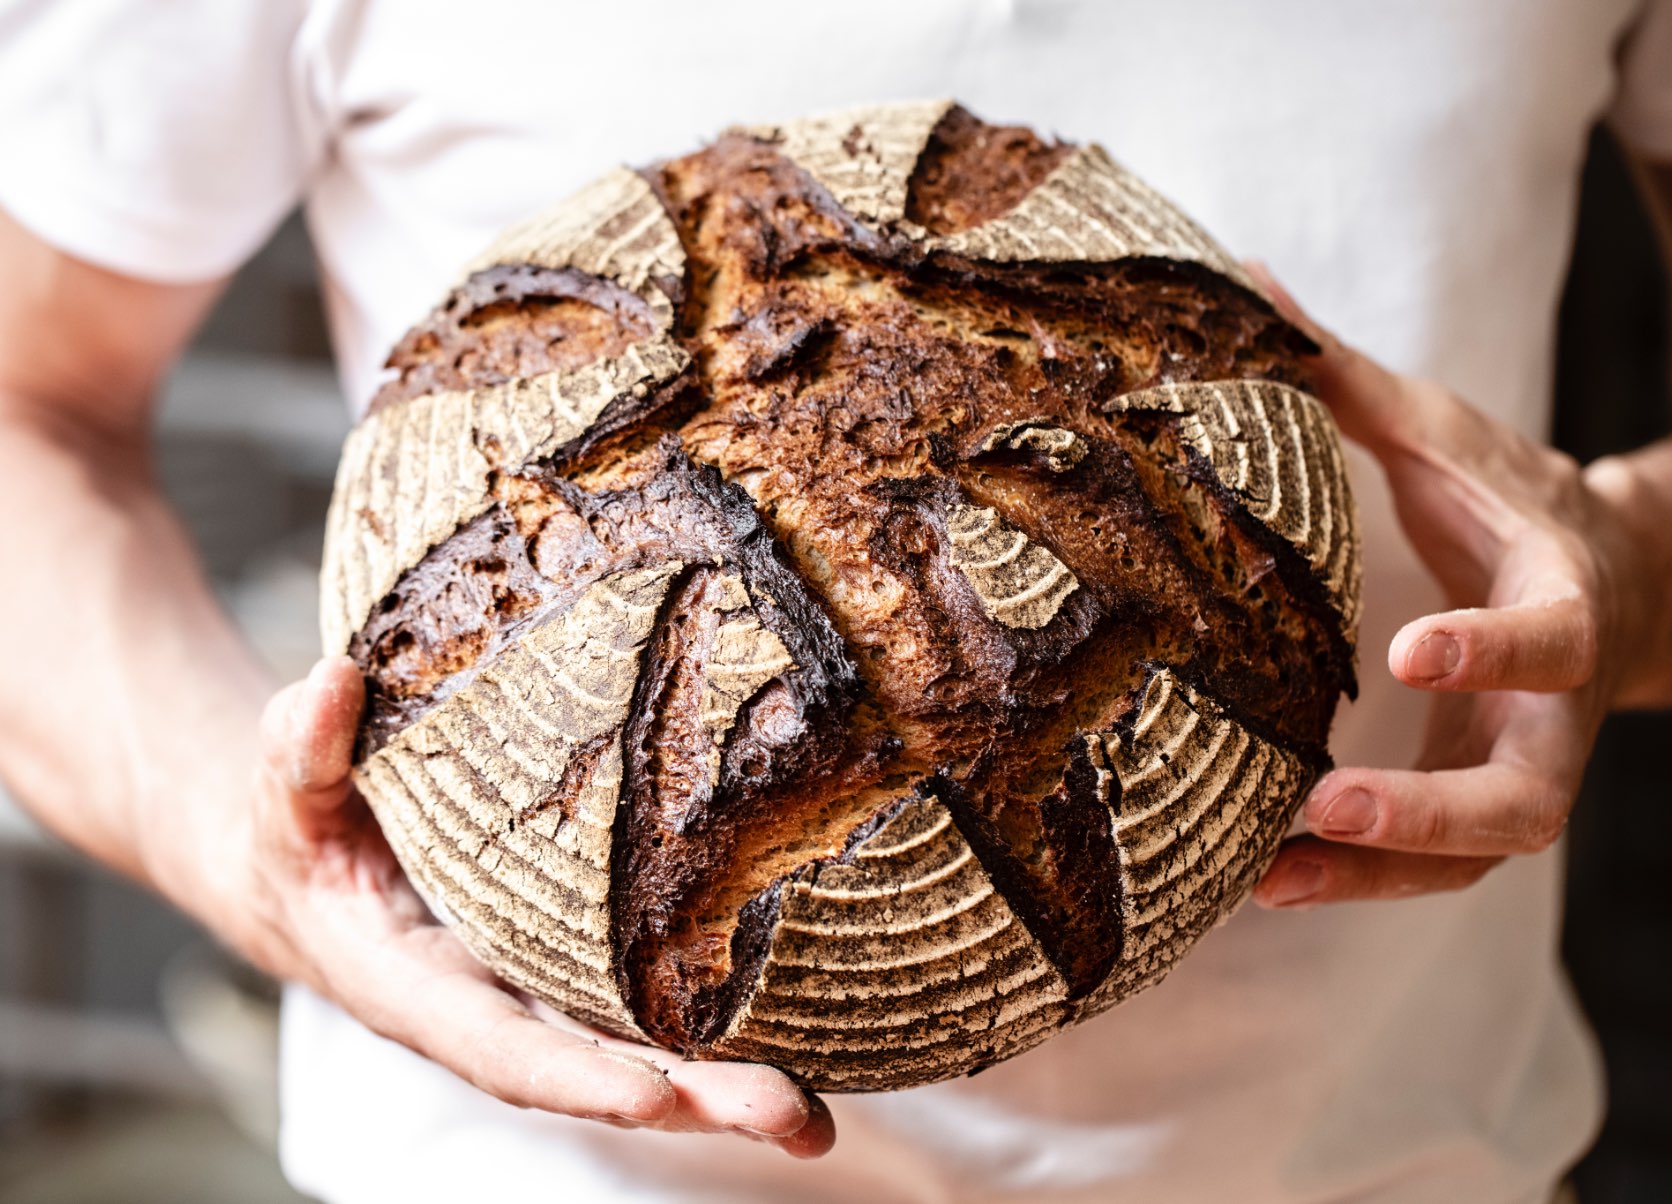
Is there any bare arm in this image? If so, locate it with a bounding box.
[0,207,252,893]
[0,209,833,1155]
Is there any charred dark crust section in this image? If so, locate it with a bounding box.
[350,438,854,750]
[351,507,556,759]
[901,255,1318,396]
[541,367,707,476]
[1171,440,1358,698]
[601,448,864,1050]
[659,134,887,288]
[936,774,1124,1000]
[366,264,660,416]
[904,105,1073,234]
[1111,660,1333,778]
[950,432,1340,750]
[862,473,1105,715]
[560,442,861,799]
[1111,410,1358,702]
[705,791,920,1045]
[1037,738,1127,990]
[708,876,790,1043]
[350,436,870,1052]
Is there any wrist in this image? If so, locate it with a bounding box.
[1584,450,1672,709]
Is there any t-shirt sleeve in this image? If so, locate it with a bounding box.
[1612,0,1672,161]
[0,0,318,283]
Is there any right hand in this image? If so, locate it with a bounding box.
[237,655,835,1156]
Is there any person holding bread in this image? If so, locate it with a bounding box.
[3,2,1671,1201]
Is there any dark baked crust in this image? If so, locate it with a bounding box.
[332,104,1358,1080]
[368,265,660,415]
[905,106,1073,234]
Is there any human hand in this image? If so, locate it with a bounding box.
[1246,264,1644,908]
[237,656,834,1155]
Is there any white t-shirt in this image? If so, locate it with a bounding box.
[5,2,1670,1200]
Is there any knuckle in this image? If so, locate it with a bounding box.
[1521,799,1570,854]
[1403,796,1449,854]
[1567,606,1599,685]
[1500,771,1571,853]
[1464,629,1512,686]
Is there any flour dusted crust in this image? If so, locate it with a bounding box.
[1105,380,1362,632]
[323,101,1360,1091]
[706,794,1072,1089]
[320,339,689,654]
[924,144,1261,291]
[737,99,957,228]
[743,100,1261,291]
[1087,666,1312,1008]
[358,563,681,1037]
[461,167,687,324]
[945,503,1080,630]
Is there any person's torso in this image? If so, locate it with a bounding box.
[280,3,1628,1200]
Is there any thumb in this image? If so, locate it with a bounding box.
[259,656,365,832]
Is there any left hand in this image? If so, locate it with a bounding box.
[238,658,835,1157]
[1247,264,1639,907]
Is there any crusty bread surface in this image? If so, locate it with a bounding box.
[320,101,1361,1091]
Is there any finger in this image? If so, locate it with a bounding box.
[260,656,364,795]
[532,1003,833,1155]
[1253,837,1501,907]
[774,1094,837,1159]
[1389,597,1596,693]
[1243,259,1426,451]
[1299,760,1573,858]
[654,1059,833,1156]
[345,925,679,1124]
[294,656,365,791]
[634,1054,813,1138]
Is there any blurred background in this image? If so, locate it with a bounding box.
[0,125,1668,1203]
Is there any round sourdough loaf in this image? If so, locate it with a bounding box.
[320,101,1362,1092]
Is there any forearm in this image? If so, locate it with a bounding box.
[0,392,273,929]
[1585,434,1672,708]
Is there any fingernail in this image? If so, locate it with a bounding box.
[1407,632,1460,681]
[1309,788,1377,837]
[1263,860,1324,908]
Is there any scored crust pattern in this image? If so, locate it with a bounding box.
[707,794,1072,1089]
[459,167,687,323]
[323,100,1360,1091]
[1105,380,1362,632]
[1087,666,1310,1009]
[359,563,681,1036]
[739,99,957,227]
[945,503,1081,630]
[320,339,688,654]
[925,143,1258,290]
